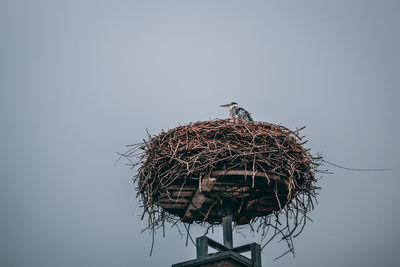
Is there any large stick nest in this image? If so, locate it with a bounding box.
[122,119,321,257]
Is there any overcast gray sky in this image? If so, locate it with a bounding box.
[1,0,400,266]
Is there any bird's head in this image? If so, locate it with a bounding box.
[220,102,239,108]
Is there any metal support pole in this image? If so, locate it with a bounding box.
[250,243,262,267]
[222,215,233,249]
[196,236,208,259]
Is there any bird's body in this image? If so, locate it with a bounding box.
[220,102,254,122]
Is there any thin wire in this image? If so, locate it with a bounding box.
[322,160,390,172]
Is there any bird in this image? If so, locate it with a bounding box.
[220,102,254,122]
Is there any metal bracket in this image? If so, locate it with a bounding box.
[196,236,261,267]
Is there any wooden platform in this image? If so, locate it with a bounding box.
[157,170,292,224]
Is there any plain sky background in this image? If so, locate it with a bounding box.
[1,0,400,266]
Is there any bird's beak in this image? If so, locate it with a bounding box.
[220,104,230,107]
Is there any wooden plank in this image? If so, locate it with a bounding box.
[160,191,194,197]
[217,192,252,198]
[212,186,252,192]
[165,185,197,190]
[211,170,288,185]
[213,181,244,186]
[182,177,216,220]
[159,203,187,209]
[159,199,188,204]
